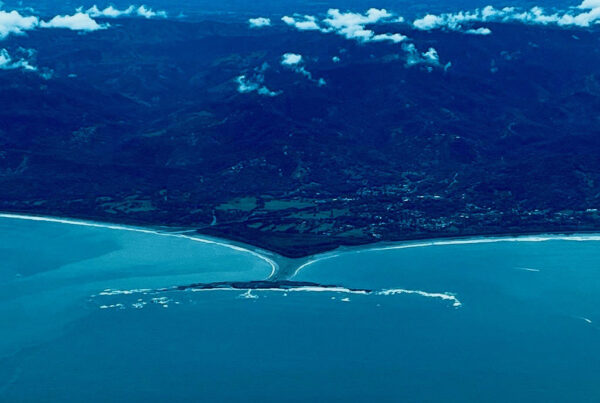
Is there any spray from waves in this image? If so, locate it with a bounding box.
[377,288,461,307]
[575,316,593,325]
[91,280,462,309]
[515,267,540,272]
[98,288,153,296]
[239,290,259,299]
[0,213,279,278]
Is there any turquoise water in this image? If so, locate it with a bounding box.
[1,215,600,402]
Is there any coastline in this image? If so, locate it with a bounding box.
[4,207,600,260]
[0,212,285,279]
[288,231,600,278]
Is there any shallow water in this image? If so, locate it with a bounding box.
[2,215,600,402]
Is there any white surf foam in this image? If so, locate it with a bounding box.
[151,297,171,308]
[239,290,258,299]
[377,289,462,307]
[95,284,461,308]
[187,285,369,295]
[99,288,152,296]
[99,303,124,309]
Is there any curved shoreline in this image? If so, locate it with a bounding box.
[4,212,600,280]
[0,213,281,279]
[290,232,600,278]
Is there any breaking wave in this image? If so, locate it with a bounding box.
[91,280,462,309]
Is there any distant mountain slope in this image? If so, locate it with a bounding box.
[1,15,600,256]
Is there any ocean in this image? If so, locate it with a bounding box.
[1,214,600,402]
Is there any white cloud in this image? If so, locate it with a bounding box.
[422,48,440,64]
[413,10,481,31]
[465,27,492,35]
[281,9,459,73]
[136,5,167,19]
[412,2,600,33]
[0,48,36,71]
[85,5,135,18]
[281,52,311,79]
[0,47,53,78]
[323,8,406,43]
[413,14,444,30]
[236,75,278,96]
[236,63,279,96]
[324,8,392,30]
[283,8,407,44]
[281,52,326,85]
[580,0,600,8]
[249,17,271,28]
[281,53,303,66]
[281,15,321,31]
[40,12,107,31]
[83,5,166,19]
[0,5,167,40]
[372,33,407,43]
[403,43,451,72]
[236,75,257,92]
[0,10,39,39]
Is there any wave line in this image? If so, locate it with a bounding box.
[0,213,279,278]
